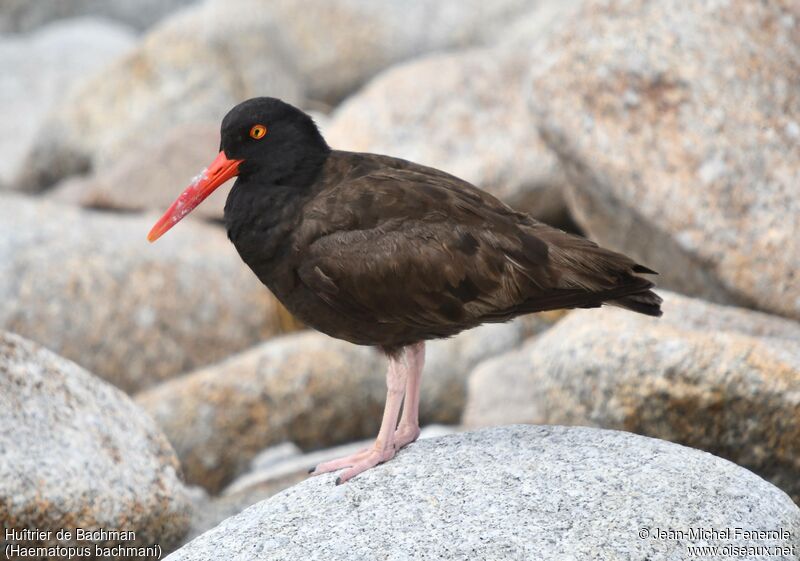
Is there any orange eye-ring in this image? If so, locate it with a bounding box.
[249,124,267,139]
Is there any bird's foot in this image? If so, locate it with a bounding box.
[308,447,369,475]
[309,442,397,484]
[393,423,421,449]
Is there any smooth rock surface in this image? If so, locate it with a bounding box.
[0,331,190,550]
[0,0,197,32]
[263,0,549,103]
[225,425,457,496]
[422,313,560,423]
[327,48,569,224]
[49,122,229,219]
[48,114,330,219]
[167,425,800,560]
[499,0,583,48]
[0,17,135,188]
[49,112,330,218]
[16,0,572,191]
[465,291,800,502]
[136,331,386,493]
[528,0,800,319]
[17,0,303,190]
[188,426,457,540]
[137,316,555,492]
[0,195,282,393]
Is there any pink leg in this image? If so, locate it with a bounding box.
[310,351,408,484]
[394,342,425,448]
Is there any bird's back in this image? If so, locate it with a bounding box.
[273,151,661,352]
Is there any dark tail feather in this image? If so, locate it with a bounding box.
[609,288,663,317]
[494,276,662,319]
[515,224,664,319]
[632,264,658,275]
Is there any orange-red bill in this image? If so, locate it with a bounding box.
[147,151,243,242]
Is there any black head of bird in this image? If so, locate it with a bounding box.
[148,97,328,242]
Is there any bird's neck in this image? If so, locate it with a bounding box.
[223,155,327,280]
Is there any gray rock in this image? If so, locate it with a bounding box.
[0,194,283,393]
[15,0,575,191]
[422,313,559,423]
[48,115,329,221]
[186,426,459,540]
[248,442,303,473]
[0,17,135,188]
[136,331,387,493]
[17,0,303,191]
[225,425,458,497]
[0,0,197,33]
[527,0,800,319]
[263,0,551,103]
[327,48,569,224]
[464,291,800,503]
[166,425,800,560]
[0,331,190,551]
[186,493,259,546]
[48,122,229,220]
[136,316,555,492]
[499,0,583,48]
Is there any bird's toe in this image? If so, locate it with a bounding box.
[308,447,371,476]
[335,447,396,484]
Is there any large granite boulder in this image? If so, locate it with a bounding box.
[187,426,456,540]
[0,17,135,188]
[327,48,569,224]
[16,0,303,191]
[48,112,331,219]
[0,195,282,393]
[421,314,559,423]
[136,332,387,493]
[17,0,572,191]
[0,0,197,33]
[261,0,551,103]
[166,425,800,560]
[0,331,190,552]
[528,0,800,319]
[465,291,800,502]
[136,316,554,492]
[49,122,229,220]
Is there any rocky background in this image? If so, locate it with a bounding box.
[1,0,798,558]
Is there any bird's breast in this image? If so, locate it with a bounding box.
[225,182,307,287]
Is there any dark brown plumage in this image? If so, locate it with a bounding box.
[149,97,661,482]
[226,149,661,355]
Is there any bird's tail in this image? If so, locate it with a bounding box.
[607,285,663,317]
[532,225,663,317]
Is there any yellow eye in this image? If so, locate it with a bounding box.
[249,124,267,139]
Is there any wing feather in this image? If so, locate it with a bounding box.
[294,152,660,335]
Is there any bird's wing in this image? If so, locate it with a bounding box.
[294,153,656,333]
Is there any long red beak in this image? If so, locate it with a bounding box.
[148,151,243,242]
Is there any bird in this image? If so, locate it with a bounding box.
[148,97,662,484]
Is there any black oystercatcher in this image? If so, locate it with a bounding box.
[148,97,662,484]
